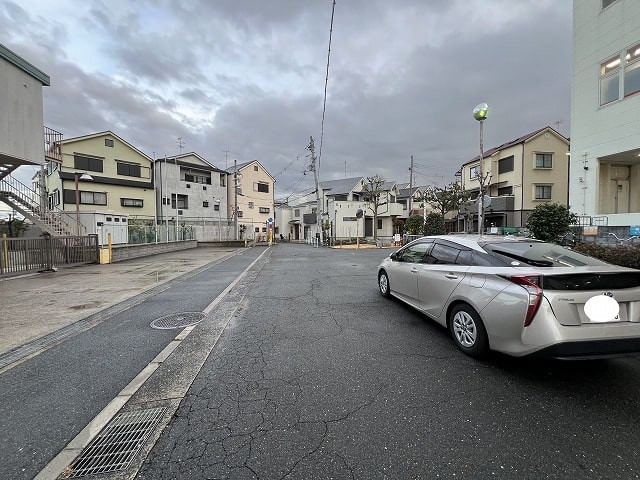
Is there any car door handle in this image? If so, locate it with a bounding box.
[445,273,458,279]
[411,267,420,273]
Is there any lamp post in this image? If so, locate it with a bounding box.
[473,103,489,236]
[74,172,93,236]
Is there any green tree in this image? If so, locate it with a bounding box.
[525,203,577,242]
[423,212,446,236]
[422,182,470,216]
[404,215,424,235]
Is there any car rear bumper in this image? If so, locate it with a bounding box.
[527,338,640,360]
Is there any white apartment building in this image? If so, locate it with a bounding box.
[570,0,640,230]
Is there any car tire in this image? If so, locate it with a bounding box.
[378,270,391,298]
[449,304,489,358]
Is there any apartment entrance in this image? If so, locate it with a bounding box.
[611,165,631,214]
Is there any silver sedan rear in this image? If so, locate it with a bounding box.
[377,235,640,359]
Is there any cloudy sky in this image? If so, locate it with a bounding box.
[1,0,572,204]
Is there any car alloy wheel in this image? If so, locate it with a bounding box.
[449,304,488,358]
[379,271,391,298]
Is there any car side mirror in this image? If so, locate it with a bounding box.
[390,252,400,261]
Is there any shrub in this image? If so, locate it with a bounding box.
[573,243,640,269]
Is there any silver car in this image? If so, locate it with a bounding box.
[377,235,640,359]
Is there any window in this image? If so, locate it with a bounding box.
[105,138,114,147]
[602,0,618,9]
[214,204,220,211]
[48,190,60,208]
[73,154,103,172]
[203,186,207,191]
[294,209,300,217]
[625,44,640,97]
[203,201,209,208]
[398,241,432,263]
[600,43,640,106]
[259,207,270,214]
[255,182,269,193]
[117,162,141,177]
[171,194,188,209]
[220,176,226,187]
[498,186,513,196]
[64,189,107,205]
[237,210,243,218]
[469,165,480,179]
[255,227,260,233]
[534,185,552,199]
[377,219,383,229]
[498,156,514,174]
[254,165,259,171]
[248,202,254,209]
[535,153,553,168]
[425,243,460,265]
[121,198,143,207]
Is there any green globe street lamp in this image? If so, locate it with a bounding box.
[473,103,489,236]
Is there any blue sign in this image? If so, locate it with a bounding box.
[630,226,640,236]
[267,217,273,223]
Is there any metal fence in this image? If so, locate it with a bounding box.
[0,235,99,278]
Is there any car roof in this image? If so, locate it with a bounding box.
[413,234,543,252]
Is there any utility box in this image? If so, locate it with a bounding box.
[79,211,129,245]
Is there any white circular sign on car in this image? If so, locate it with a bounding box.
[584,294,620,323]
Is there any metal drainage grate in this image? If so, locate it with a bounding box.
[150,312,205,329]
[60,407,166,478]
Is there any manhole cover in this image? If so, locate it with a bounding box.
[150,312,205,329]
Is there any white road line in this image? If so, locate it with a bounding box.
[34,247,270,480]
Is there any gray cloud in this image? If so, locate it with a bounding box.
[2,0,571,203]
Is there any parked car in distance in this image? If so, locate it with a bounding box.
[377,235,640,359]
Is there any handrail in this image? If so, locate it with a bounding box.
[0,174,85,236]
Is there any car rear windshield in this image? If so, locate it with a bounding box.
[481,242,610,267]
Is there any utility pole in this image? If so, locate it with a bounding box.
[234,159,239,240]
[308,136,323,245]
[408,155,414,215]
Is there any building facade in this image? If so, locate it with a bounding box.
[459,126,570,232]
[570,0,640,228]
[227,160,275,239]
[44,131,154,237]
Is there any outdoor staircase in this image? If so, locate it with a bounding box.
[0,169,81,236]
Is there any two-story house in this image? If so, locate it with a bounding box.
[226,160,275,239]
[570,0,640,230]
[459,126,570,233]
[44,131,155,240]
[155,152,228,241]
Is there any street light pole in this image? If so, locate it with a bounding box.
[473,103,489,237]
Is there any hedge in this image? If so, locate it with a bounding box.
[573,243,640,270]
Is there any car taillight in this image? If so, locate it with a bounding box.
[506,275,543,327]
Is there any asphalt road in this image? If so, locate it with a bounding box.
[4,243,640,479]
[136,243,640,480]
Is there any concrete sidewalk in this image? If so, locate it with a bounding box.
[0,246,241,357]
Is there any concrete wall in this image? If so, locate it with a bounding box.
[108,240,198,262]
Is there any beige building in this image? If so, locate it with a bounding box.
[44,131,155,234]
[226,160,275,239]
[459,126,570,232]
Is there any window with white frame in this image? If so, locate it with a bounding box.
[535,153,553,168]
[121,198,143,207]
[600,42,640,106]
[534,185,552,200]
[48,189,60,208]
[469,165,480,179]
[248,202,254,209]
[259,207,270,214]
